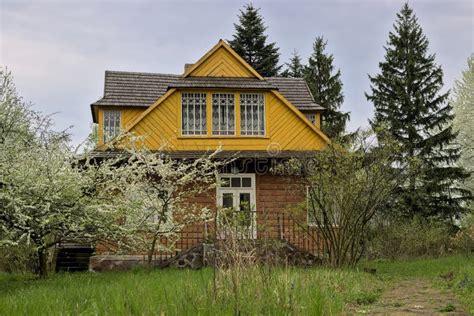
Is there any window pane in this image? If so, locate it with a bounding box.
[222,193,234,209]
[231,177,241,188]
[103,110,121,143]
[182,93,207,135]
[221,177,230,187]
[240,94,264,135]
[242,177,251,187]
[239,193,252,226]
[212,93,235,135]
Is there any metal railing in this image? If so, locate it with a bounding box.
[152,210,325,263]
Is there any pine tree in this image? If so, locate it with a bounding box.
[452,54,474,211]
[366,3,471,219]
[229,4,281,77]
[304,36,349,138]
[281,51,305,78]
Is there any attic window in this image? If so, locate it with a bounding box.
[212,93,235,135]
[103,110,121,143]
[305,113,316,125]
[182,93,207,135]
[240,93,265,136]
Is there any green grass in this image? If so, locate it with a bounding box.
[362,255,474,313]
[0,256,472,315]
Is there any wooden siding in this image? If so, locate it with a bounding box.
[115,90,327,151]
[187,46,255,78]
[97,107,144,145]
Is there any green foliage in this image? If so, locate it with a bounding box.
[368,217,456,259]
[229,3,281,77]
[286,129,403,267]
[0,266,380,315]
[304,36,349,139]
[281,50,305,78]
[0,241,37,273]
[366,3,471,219]
[452,55,474,212]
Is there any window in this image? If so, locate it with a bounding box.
[182,93,207,135]
[217,174,256,239]
[307,186,339,226]
[240,93,265,135]
[103,110,121,143]
[212,93,235,135]
[305,113,316,125]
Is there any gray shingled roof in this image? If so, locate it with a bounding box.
[265,77,324,111]
[91,71,324,121]
[168,77,277,90]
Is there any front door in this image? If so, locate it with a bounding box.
[217,174,257,239]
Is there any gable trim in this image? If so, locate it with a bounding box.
[123,88,178,135]
[183,39,264,80]
[270,90,331,145]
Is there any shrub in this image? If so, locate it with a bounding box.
[367,217,455,259]
[0,242,37,273]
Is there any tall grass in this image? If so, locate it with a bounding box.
[0,267,380,315]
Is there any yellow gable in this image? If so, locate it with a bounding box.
[184,40,263,79]
[120,90,328,151]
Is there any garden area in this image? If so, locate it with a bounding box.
[0,256,473,315]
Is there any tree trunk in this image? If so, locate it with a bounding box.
[38,248,49,277]
[147,236,158,268]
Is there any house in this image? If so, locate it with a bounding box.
[89,40,330,269]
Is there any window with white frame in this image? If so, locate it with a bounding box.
[181,93,207,135]
[305,113,316,125]
[240,93,265,135]
[103,110,121,143]
[212,93,235,135]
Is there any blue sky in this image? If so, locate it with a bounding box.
[1,0,473,146]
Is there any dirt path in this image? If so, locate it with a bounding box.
[354,279,468,315]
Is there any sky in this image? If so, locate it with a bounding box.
[1,0,473,146]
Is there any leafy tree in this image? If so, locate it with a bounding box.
[283,129,403,267]
[105,135,226,266]
[452,54,474,211]
[0,68,123,275]
[366,3,471,220]
[229,3,281,77]
[305,37,349,138]
[281,50,305,78]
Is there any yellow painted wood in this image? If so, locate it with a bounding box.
[184,39,263,79]
[189,47,255,78]
[97,107,146,145]
[315,113,321,129]
[101,89,330,151]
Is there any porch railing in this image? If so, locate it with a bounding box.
[152,210,325,262]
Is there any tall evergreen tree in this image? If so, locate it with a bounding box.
[305,36,349,138]
[281,50,305,78]
[452,54,474,211]
[366,3,471,219]
[229,4,281,77]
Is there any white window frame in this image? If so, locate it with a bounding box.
[240,93,265,136]
[216,173,257,239]
[103,110,121,143]
[212,93,235,136]
[305,113,316,125]
[181,92,207,136]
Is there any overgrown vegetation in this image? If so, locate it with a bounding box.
[1,256,472,315]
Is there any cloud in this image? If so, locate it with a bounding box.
[1,0,472,145]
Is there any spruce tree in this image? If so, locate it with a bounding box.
[305,36,349,138]
[281,51,305,78]
[366,3,471,219]
[229,4,281,77]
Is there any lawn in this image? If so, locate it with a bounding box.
[0,256,472,315]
